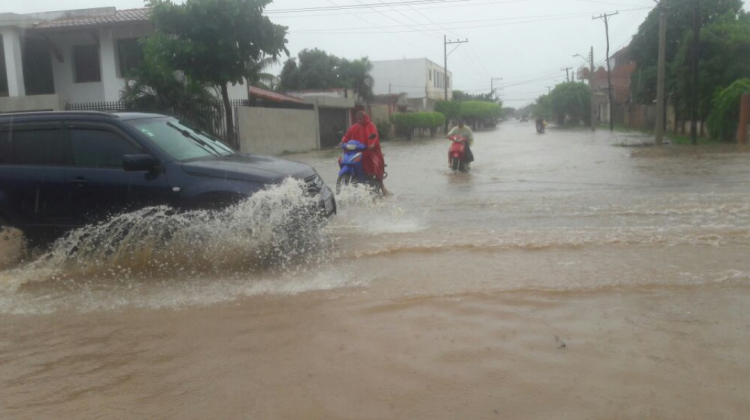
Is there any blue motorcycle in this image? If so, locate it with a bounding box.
[337,136,382,196]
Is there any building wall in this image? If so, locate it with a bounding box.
[236,107,318,155]
[0,94,62,112]
[43,24,248,105]
[370,58,452,102]
[50,31,105,103]
[371,59,428,99]
[424,60,451,101]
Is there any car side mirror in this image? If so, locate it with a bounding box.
[123,154,158,172]
[369,133,377,140]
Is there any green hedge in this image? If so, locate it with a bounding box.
[458,101,501,127]
[707,78,750,141]
[391,112,446,140]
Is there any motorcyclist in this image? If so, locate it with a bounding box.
[341,111,388,196]
[446,119,474,166]
[535,116,546,132]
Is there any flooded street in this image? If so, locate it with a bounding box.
[2,122,750,419]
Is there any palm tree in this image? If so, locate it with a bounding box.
[246,55,280,90]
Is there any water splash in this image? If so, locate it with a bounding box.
[0,178,329,292]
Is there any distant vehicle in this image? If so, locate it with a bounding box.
[448,135,470,172]
[0,111,335,244]
[521,116,529,122]
[336,136,382,196]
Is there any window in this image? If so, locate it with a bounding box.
[117,38,143,78]
[0,131,10,164]
[8,128,65,166]
[127,118,233,162]
[70,128,142,168]
[0,41,8,97]
[73,45,101,83]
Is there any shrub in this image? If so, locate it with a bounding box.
[374,119,392,140]
[390,112,446,140]
[707,78,750,141]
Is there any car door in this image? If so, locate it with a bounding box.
[64,121,173,226]
[0,121,73,228]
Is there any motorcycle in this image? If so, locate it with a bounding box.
[337,134,383,196]
[536,121,545,134]
[448,135,469,172]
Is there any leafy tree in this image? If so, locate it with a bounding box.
[532,94,553,120]
[547,82,591,125]
[671,11,750,121]
[146,0,289,147]
[459,101,501,128]
[629,0,743,104]
[338,58,375,102]
[278,48,374,102]
[706,78,750,141]
[452,90,497,103]
[435,100,461,123]
[391,112,445,140]
[120,40,220,131]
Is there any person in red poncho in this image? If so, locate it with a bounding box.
[341,111,389,196]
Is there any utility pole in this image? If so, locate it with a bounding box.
[546,86,552,94]
[590,47,595,131]
[593,11,618,131]
[690,0,700,144]
[444,35,468,101]
[491,77,503,100]
[655,1,668,145]
[561,67,573,83]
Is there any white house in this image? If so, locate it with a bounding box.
[370,58,453,106]
[0,7,249,113]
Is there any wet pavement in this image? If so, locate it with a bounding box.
[1,122,749,419]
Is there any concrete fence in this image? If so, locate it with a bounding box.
[236,107,319,155]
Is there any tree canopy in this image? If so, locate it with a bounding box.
[146,0,289,146]
[539,82,591,124]
[278,48,375,101]
[629,0,744,104]
[452,90,497,103]
[671,11,750,120]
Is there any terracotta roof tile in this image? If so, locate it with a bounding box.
[248,86,306,104]
[34,8,150,29]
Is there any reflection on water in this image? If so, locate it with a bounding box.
[1,123,749,419]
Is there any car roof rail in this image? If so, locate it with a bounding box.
[0,110,120,119]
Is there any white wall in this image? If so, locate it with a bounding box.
[226,79,249,101]
[236,107,318,155]
[370,58,452,101]
[0,94,62,112]
[371,58,427,98]
[50,31,105,104]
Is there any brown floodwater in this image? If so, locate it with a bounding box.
[1,122,749,419]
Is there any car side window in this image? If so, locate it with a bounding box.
[69,128,142,168]
[4,126,65,166]
[0,131,10,165]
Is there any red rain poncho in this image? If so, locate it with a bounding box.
[342,112,385,180]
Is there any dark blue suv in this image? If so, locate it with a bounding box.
[0,111,335,243]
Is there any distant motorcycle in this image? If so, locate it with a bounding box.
[536,121,545,134]
[337,134,382,196]
[448,135,469,172]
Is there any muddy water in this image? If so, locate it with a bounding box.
[1,123,749,419]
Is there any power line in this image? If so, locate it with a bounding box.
[291,7,650,34]
[268,0,533,16]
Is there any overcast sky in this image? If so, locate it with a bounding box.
[6,0,743,107]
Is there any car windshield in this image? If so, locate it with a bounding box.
[127,117,234,162]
